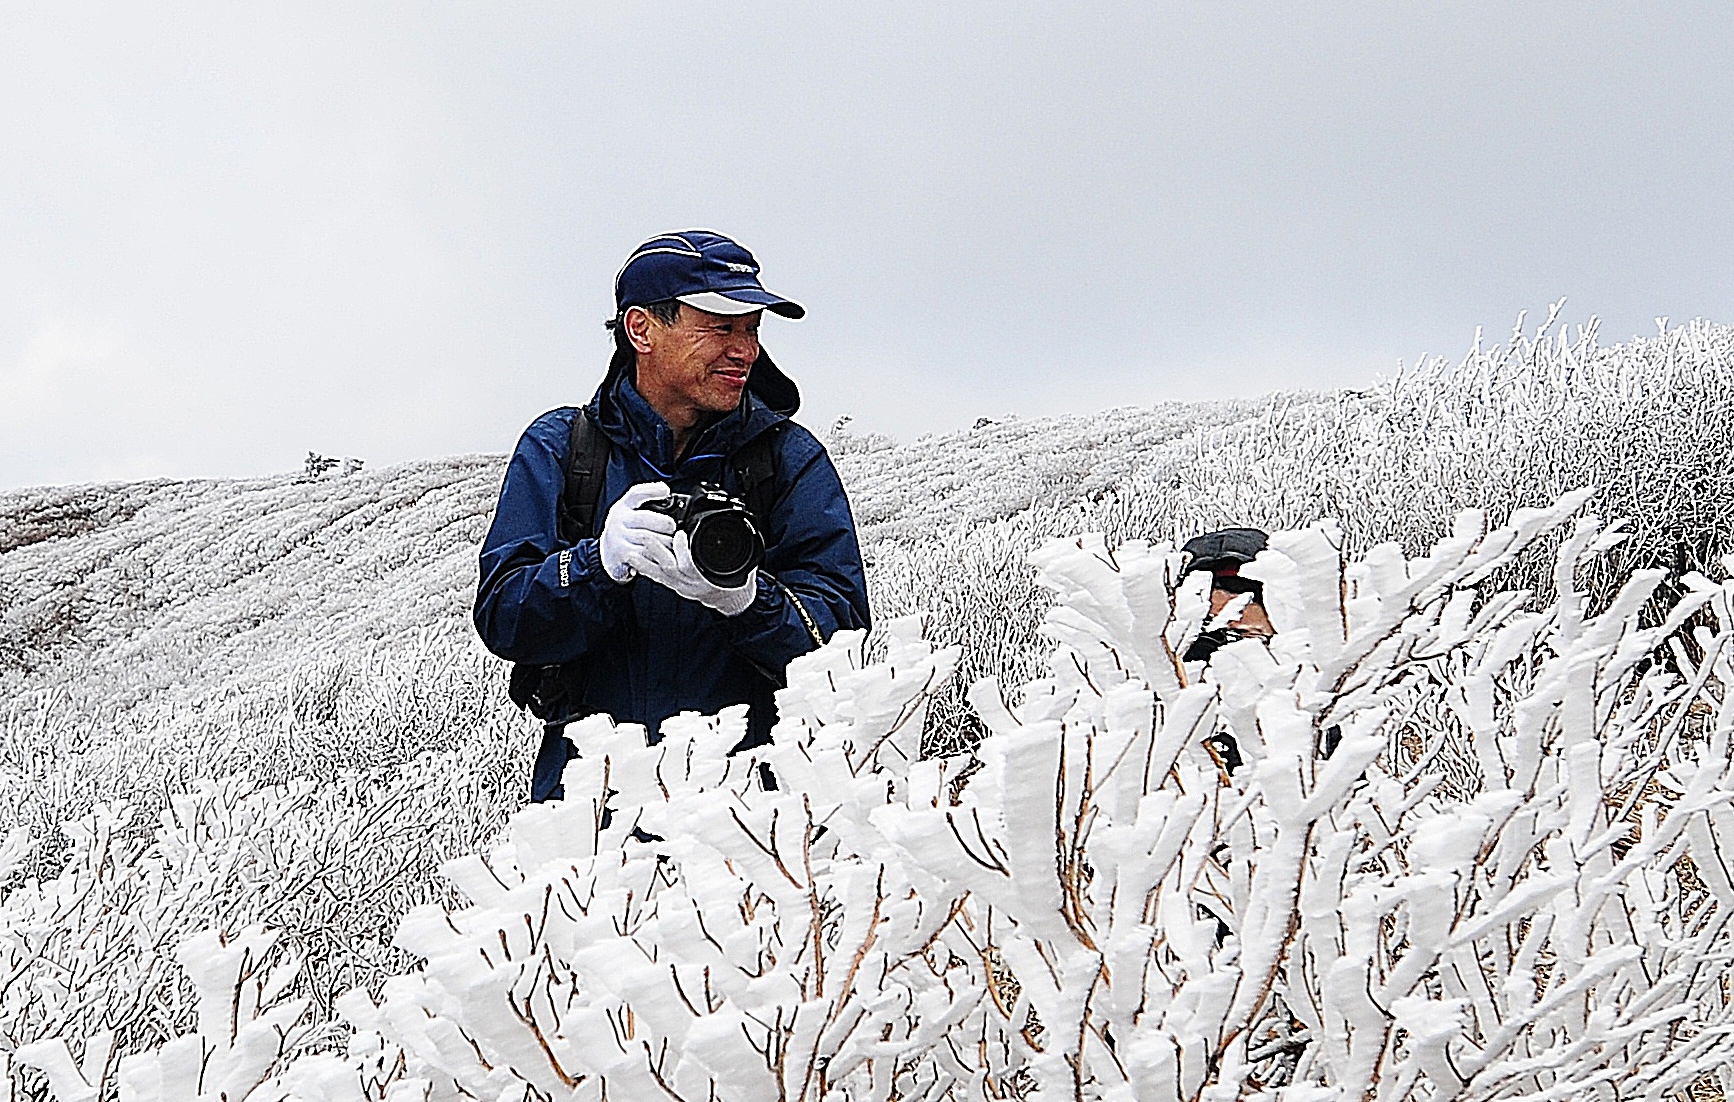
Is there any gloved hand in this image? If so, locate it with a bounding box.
[598,482,678,584]
[642,529,758,616]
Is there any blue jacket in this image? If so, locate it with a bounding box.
[473,350,871,755]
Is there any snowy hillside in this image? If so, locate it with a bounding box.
[8,313,1730,728]
[1,311,1733,1098]
[1,457,499,713]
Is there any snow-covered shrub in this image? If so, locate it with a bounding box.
[15,925,313,1102]
[302,455,365,480]
[890,491,1734,1098]
[0,633,528,887]
[0,751,523,1100]
[319,617,978,1101]
[305,454,342,479]
[41,491,1733,1100]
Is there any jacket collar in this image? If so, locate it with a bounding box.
[589,350,793,477]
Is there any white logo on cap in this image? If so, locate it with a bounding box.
[724,262,757,273]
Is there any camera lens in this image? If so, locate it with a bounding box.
[690,512,761,584]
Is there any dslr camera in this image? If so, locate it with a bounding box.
[643,484,764,588]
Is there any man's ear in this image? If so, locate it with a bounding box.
[622,306,657,355]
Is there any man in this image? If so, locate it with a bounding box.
[1182,527,1272,775]
[474,230,871,802]
[1180,527,1274,665]
[1181,526,1338,768]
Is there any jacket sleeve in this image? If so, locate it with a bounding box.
[473,409,627,665]
[721,432,871,681]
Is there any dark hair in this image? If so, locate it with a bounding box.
[604,300,683,353]
[1211,573,1265,601]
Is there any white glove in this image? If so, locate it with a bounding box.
[598,482,677,584]
[642,529,758,616]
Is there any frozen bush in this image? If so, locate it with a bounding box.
[0,752,519,1098]
[39,492,1733,1099]
[16,925,313,1102]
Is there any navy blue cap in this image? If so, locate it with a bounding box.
[614,229,805,320]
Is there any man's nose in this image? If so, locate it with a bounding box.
[725,331,758,362]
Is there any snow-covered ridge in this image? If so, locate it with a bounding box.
[1,456,500,713]
[8,314,1731,727]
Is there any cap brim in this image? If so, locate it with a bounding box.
[678,290,805,320]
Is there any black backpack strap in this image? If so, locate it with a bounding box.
[733,424,781,530]
[557,407,613,544]
[514,407,609,721]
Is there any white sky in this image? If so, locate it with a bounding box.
[3,2,1730,490]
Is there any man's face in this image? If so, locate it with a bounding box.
[1209,585,1275,639]
[627,304,762,428]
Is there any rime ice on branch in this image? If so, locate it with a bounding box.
[23,492,1734,1101]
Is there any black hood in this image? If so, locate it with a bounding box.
[599,344,800,418]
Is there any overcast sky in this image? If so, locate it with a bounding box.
[3,3,1730,490]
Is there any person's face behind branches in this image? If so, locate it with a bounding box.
[1208,581,1275,640]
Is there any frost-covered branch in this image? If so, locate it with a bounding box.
[17,493,1734,1101]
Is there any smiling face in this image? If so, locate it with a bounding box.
[625,303,762,441]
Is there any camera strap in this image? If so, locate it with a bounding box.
[555,409,820,645]
[772,576,826,648]
[559,409,782,543]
